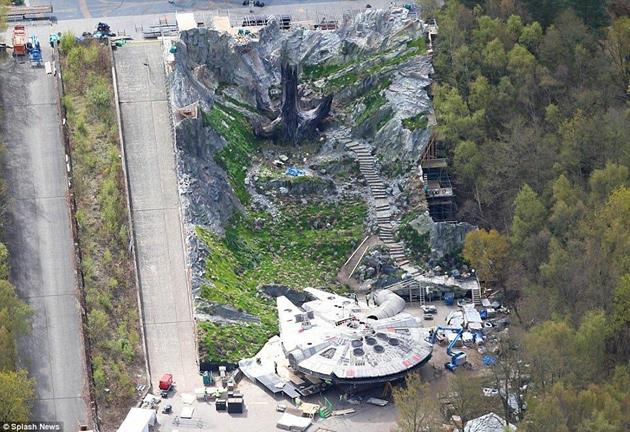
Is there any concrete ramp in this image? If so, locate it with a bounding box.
[113,41,198,392]
[0,47,88,426]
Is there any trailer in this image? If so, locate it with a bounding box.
[12,25,27,56]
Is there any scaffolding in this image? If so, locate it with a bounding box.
[421,137,456,222]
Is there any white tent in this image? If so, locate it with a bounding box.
[464,412,517,432]
[117,408,156,432]
[276,413,311,431]
[176,12,197,31]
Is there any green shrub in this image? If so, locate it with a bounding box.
[92,355,106,394]
[59,32,76,54]
[407,36,427,52]
[0,243,9,280]
[88,309,109,343]
[303,63,347,81]
[355,79,392,127]
[397,221,430,262]
[197,197,367,362]
[402,113,429,130]
[61,38,142,417]
[87,82,111,116]
[204,103,256,204]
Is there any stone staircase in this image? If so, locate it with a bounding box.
[346,142,410,268]
[471,284,482,306]
[345,140,480,308]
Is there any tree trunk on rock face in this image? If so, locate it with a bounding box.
[281,62,300,144]
[257,61,332,145]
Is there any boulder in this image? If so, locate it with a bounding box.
[408,212,476,259]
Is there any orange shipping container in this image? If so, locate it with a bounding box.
[12,25,27,56]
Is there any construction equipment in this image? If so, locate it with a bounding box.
[12,25,27,56]
[429,326,466,372]
[159,373,173,397]
[27,36,42,67]
[49,32,59,48]
[227,397,244,413]
[319,397,333,418]
[94,22,115,39]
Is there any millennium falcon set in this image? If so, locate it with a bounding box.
[277,288,433,384]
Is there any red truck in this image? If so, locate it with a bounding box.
[159,373,173,398]
[12,25,27,56]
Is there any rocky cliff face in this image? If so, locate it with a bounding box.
[257,62,333,145]
[175,8,433,150]
[410,212,476,258]
[175,117,242,234]
[377,55,434,165]
[168,7,438,318]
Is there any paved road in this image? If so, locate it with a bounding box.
[9,0,391,47]
[0,51,89,426]
[30,0,390,22]
[113,41,199,392]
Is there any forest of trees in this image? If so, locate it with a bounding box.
[406,0,630,430]
[0,178,34,420]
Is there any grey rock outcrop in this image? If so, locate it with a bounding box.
[169,6,438,322]
[354,247,401,284]
[258,284,311,306]
[409,212,476,258]
[257,176,336,198]
[176,117,241,234]
[431,221,476,257]
[195,298,260,324]
[177,8,426,113]
[373,55,434,168]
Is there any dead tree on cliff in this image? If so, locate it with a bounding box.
[257,61,332,145]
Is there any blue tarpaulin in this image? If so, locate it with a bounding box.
[444,292,455,306]
[285,167,305,177]
[483,354,497,366]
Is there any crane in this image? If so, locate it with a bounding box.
[428,326,467,372]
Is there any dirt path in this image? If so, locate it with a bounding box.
[337,234,383,290]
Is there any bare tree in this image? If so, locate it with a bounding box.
[393,372,442,432]
[444,374,501,425]
[488,331,528,424]
[416,0,441,19]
